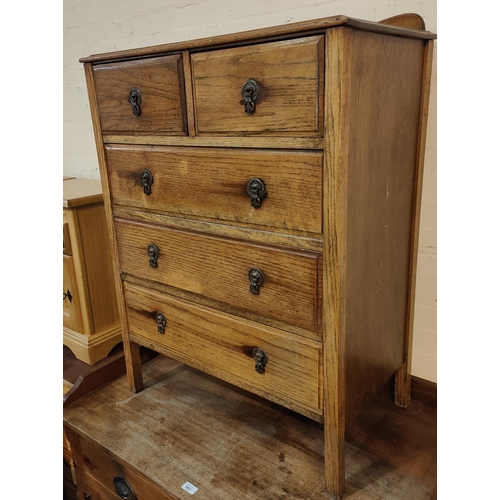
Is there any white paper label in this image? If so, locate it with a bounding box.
[181,482,198,495]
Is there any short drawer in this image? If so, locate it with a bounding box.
[115,219,322,333]
[106,145,323,234]
[125,283,323,414]
[191,36,324,135]
[81,438,168,500]
[93,55,187,134]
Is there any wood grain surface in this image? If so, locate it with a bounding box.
[125,283,322,415]
[106,145,323,234]
[80,14,435,64]
[64,355,437,500]
[114,218,323,333]
[191,36,324,135]
[93,55,187,135]
[343,31,426,424]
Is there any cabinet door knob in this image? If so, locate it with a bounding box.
[148,244,159,268]
[241,79,259,115]
[248,268,264,295]
[155,312,167,334]
[113,476,136,500]
[140,169,154,195]
[247,178,267,208]
[129,88,142,116]
[253,348,268,374]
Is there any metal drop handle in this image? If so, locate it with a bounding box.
[248,268,264,295]
[241,79,259,115]
[140,169,154,195]
[129,88,142,116]
[148,244,159,268]
[247,178,267,208]
[155,312,167,334]
[253,348,268,374]
[113,477,136,499]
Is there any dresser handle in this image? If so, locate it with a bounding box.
[247,178,267,208]
[63,289,73,303]
[129,88,142,116]
[155,312,167,334]
[241,79,259,115]
[248,268,264,295]
[253,348,268,374]
[140,169,154,195]
[148,244,159,268]
[113,476,137,500]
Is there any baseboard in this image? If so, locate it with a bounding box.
[410,375,437,408]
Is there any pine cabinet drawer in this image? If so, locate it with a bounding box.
[81,438,168,500]
[125,283,323,414]
[191,36,324,135]
[115,219,322,333]
[106,145,323,234]
[93,55,187,135]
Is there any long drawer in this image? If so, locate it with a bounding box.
[124,283,323,414]
[115,218,322,333]
[81,437,169,500]
[106,145,323,235]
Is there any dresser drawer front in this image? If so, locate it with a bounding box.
[93,55,187,134]
[125,283,322,413]
[81,438,168,500]
[191,36,324,135]
[115,219,322,332]
[106,145,323,234]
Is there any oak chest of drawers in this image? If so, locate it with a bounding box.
[80,13,435,498]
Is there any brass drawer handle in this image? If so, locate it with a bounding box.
[113,476,136,500]
[253,348,268,374]
[148,244,159,268]
[155,312,167,334]
[241,79,259,115]
[247,178,267,208]
[140,169,154,195]
[248,268,264,295]
[129,88,142,116]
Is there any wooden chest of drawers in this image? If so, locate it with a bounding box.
[80,13,435,498]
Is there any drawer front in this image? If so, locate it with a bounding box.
[63,255,83,332]
[191,36,324,135]
[106,145,323,234]
[125,283,323,413]
[115,219,322,332]
[93,55,187,134]
[81,438,168,500]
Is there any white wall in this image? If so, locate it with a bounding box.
[63,0,437,382]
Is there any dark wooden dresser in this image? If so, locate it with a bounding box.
[77,13,435,498]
